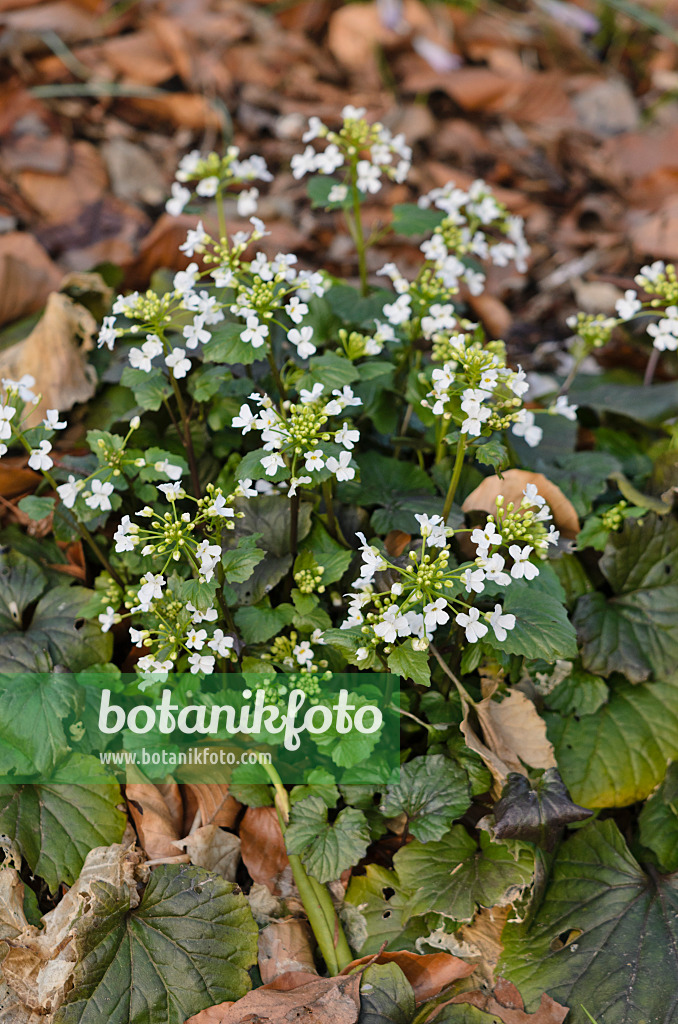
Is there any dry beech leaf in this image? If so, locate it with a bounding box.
[462,469,580,539]
[181,782,241,832]
[434,976,568,1024]
[187,972,361,1024]
[172,825,241,880]
[257,919,317,984]
[0,232,62,329]
[385,530,411,557]
[0,867,29,941]
[0,978,44,1024]
[0,844,146,1017]
[125,781,184,860]
[341,951,476,1004]
[0,458,41,499]
[427,905,510,990]
[0,292,97,427]
[240,806,291,896]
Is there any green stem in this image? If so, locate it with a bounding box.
[266,345,286,401]
[321,479,338,540]
[350,166,368,297]
[441,435,466,523]
[169,374,201,497]
[262,762,352,974]
[289,491,300,558]
[216,189,227,245]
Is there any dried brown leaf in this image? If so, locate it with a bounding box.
[341,950,476,1004]
[0,233,62,329]
[0,292,97,427]
[188,973,361,1024]
[240,807,291,896]
[172,825,241,880]
[257,919,317,984]
[433,977,569,1024]
[125,781,184,860]
[181,782,241,831]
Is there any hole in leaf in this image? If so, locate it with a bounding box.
[382,887,395,900]
[382,910,392,919]
[550,927,582,951]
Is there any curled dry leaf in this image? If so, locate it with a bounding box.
[0,292,97,427]
[0,866,28,940]
[0,458,41,500]
[172,824,241,881]
[181,782,241,832]
[462,469,580,539]
[460,689,556,792]
[341,950,476,1004]
[0,232,61,329]
[125,781,184,861]
[257,919,317,984]
[433,976,569,1024]
[187,972,361,1024]
[0,843,146,1017]
[239,806,292,896]
[423,906,510,989]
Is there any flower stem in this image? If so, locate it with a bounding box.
[321,479,337,539]
[350,165,368,297]
[169,373,201,497]
[266,345,286,401]
[262,762,352,973]
[441,435,466,523]
[289,491,300,558]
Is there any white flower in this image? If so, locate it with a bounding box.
[551,395,578,421]
[208,493,234,517]
[328,184,348,203]
[137,572,165,609]
[522,483,546,508]
[423,598,449,632]
[288,475,311,497]
[509,544,539,580]
[374,606,411,643]
[615,289,642,321]
[85,478,114,511]
[166,182,191,216]
[165,347,191,379]
[460,567,485,594]
[383,293,411,326]
[342,104,366,120]
[304,449,325,472]
[186,628,207,651]
[335,424,360,449]
[300,383,324,404]
[648,309,678,351]
[183,315,211,349]
[196,176,219,197]
[189,652,215,674]
[294,641,314,665]
[356,160,381,194]
[478,552,511,586]
[28,440,53,472]
[316,144,344,174]
[356,646,369,661]
[232,404,258,433]
[129,337,163,373]
[57,474,84,509]
[460,390,491,436]
[129,627,147,647]
[114,514,138,552]
[455,607,488,643]
[636,260,665,285]
[43,409,66,430]
[237,187,259,217]
[209,629,234,657]
[173,263,199,294]
[470,522,501,551]
[414,513,448,548]
[261,452,285,475]
[159,481,183,501]
[288,326,316,359]
[291,145,318,179]
[285,297,308,324]
[98,606,117,633]
[242,316,269,348]
[326,451,355,481]
[97,316,118,350]
[355,531,387,584]
[187,603,218,624]
[179,221,208,257]
[0,404,15,441]
[303,116,325,142]
[489,604,516,642]
[512,409,543,448]
[154,458,182,480]
[509,366,529,397]
[239,478,259,498]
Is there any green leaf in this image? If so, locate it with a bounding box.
[204,321,261,365]
[306,175,352,210]
[546,679,678,807]
[234,600,295,645]
[291,590,331,632]
[286,795,370,883]
[0,755,126,891]
[5,586,113,672]
[382,755,469,842]
[221,535,266,584]
[299,520,352,586]
[544,668,608,717]
[55,864,258,1024]
[371,494,446,535]
[17,495,55,520]
[568,376,678,425]
[236,448,289,483]
[325,285,393,327]
[392,203,445,237]
[573,514,678,682]
[173,577,218,614]
[340,452,435,509]
[297,352,360,392]
[120,367,172,411]
[0,551,46,630]
[487,580,577,661]
[345,864,430,955]
[394,827,533,923]
[499,819,678,1024]
[0,672,81,776]
[474,438,508,472]
[358,963,416,1024]
[387,642,431,688]
[545,452,621,518]
[638,761,678,873]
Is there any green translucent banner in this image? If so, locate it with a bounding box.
[0,671,401,786]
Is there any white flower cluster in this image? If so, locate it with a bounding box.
[291,105,412,195]
[232,383,361,492]
[166,145,273,218]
